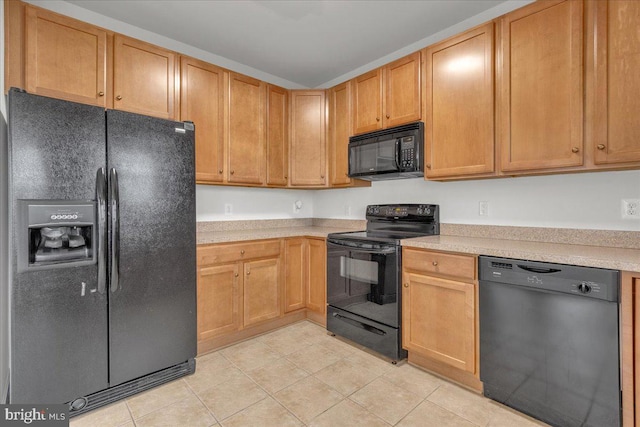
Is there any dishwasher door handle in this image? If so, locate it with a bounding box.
[517,265,561,274]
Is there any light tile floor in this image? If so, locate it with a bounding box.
[70,321,548,427]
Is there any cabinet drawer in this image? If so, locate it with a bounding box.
[403,248,476,281]
[198,240,281,265]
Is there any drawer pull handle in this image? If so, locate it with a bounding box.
[432,261,438,266]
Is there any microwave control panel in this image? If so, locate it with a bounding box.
[400,137,416,169]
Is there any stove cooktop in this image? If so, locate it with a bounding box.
[327,229,430,244]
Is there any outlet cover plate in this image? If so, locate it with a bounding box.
[622,199,640,219]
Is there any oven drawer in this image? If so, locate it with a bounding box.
[403,248,476,281]
[327,306,406,361]
[198,240,281,265]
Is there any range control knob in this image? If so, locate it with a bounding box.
[577,282,591,294]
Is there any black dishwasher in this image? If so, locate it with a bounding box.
[479,256,620,427]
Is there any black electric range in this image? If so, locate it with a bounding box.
[326,204,439,361]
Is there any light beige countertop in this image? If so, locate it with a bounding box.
[402,235,640,272]
[197,226,357,245]
[196,219,640,272]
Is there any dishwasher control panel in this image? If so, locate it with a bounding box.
[479,256,619,302]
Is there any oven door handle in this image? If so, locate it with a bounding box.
[332,312,386,336]
[327,240,396,253]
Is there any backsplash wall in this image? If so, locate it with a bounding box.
[312,170,640,231]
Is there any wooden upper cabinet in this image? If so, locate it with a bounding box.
[351,52,421,135]
[352,69,383,134]
[425,23,495,179]
[384,51,421,127]
[290,90,327,187]
[227,73,266,185]
[266,85,289,186]
[113,35,177,119]
[180,56,226,183]
[499,0,584,172]
[24,5,109,107]
[329,81,352,186]
[590,0,640,165]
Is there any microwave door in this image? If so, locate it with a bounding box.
[350,139,399,175]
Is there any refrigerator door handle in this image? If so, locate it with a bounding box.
[96,168,107,294]
[109,168,120,293]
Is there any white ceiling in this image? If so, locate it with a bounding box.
[65,0,507,88]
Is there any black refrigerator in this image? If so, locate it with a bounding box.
[4,89,196,414]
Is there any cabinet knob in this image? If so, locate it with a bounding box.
[98,91,104,97]
[571,147,579,153]
[321,174,325,179]
[285,175,288,179]
[218,169,223,174]
[230,170,235,175]
[432,261,438,266]
[426,164,431,169]
[386,114,390,119]
[246,270,251,275]
[234,273,239,277]
[116,95,122,101]
[403,283,409,288]
[597,144,606,150]
[240,249,245,255]
[376,117,380,122]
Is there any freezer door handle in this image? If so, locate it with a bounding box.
[96,168,107,294]
[109,168,120,293]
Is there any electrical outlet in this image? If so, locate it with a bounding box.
[479,201,489,217]
[224,204,233,215]
[622,199,640,219]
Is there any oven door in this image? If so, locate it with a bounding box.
[326,238,400,328]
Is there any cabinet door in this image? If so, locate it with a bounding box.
[499,0,584,172]
[197,263,241,341]
[352,69,383,134]
[266,84,289,186]
[113,35,176,119]
[25,5,108,107]
[384,52,421,127]
[591,0,640,165]
[403,273,476,373]
[329,82,352,186]
[243,257,281,327]
[307,238,326,315]
[290,91,327,186]
[425,23,494,178]
[284,238,306,313]
[181,56,225,183]
[228,73,266,185]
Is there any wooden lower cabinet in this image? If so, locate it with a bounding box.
[243,258,281,327]
[307,238,327,323]
[402,248,481,390]
[197,263,241,341]
[620,271,640,427]
[283,237,327,326]
[198,237,327,354]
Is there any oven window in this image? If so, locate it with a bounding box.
[340,256,378,284]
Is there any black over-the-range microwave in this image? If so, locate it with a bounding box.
[348,121,424,181]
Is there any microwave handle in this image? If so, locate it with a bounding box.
[395,139,401,170]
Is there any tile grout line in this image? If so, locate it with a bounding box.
[182,375,222,426]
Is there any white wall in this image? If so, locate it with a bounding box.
[313,171,640,231]
[196,185,314,222]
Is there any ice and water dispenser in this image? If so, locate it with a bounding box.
[18,200,96,271]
